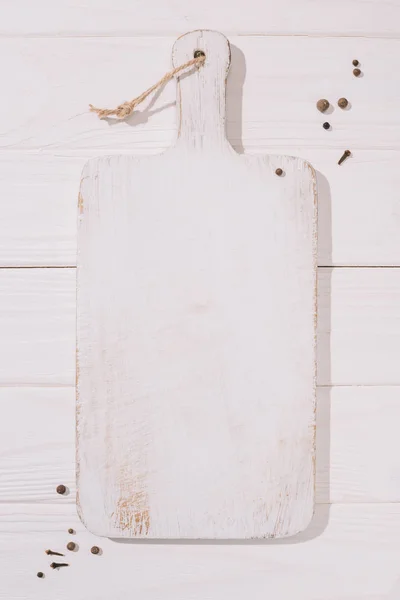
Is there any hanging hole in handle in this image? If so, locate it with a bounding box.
[194,50,206,58]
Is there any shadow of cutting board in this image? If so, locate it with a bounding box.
[76,30,317,539]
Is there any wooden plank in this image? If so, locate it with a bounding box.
[76,30,317,540]
[0,155,80,267]
[0,268,76,386]
[1,386,400,505]
[0,388,75,504]
[316,386,400,502]
[1,37,400,152]
[2,0,400,37]
[313,149,400,267]
[1,36,400,267]
[317,268,400,385]
[1,268,400,386]
[2,150,400,267]
[1,503,400,600]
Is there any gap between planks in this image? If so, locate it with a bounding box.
[1,265,400,270]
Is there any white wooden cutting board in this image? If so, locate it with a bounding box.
[76,30,317,539]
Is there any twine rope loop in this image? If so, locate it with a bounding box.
[89,55,206,120]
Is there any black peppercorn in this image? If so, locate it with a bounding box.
[322,122,330,130]
[275,168,283,176]
[56,484,66,495]
[68,528,74,534]
[352,59,359,66]
[37,572,44,578]
[90,546,100,555]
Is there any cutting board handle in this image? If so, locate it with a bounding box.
[172,30,231,149]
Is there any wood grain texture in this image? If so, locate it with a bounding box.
[1,37,400,152]
[2,503,400,600]
[2,0,400,37]
[0,388,75,503]
[1,267,400,386]
[2,150,400,267]
[1,386,400,505]
[318,268,400,385]
[1,36,400,267]
[76,30,317,539]
[0,0,399,595]
[0,268,76,386]
[316,386,400,502]
[0,155,81,266]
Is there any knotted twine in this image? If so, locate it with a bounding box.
[90,54,206,120]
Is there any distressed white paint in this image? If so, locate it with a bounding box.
[3,386,400,505]
[2,35,400,267]
[3,150,400,268]
[1,0,400,594]
[3,268,400,387]
[2,503,400,600]
[76,30,317,539]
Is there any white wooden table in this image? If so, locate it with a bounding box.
[1,2,400,598]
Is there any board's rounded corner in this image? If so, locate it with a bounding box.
[303,158,316,177]
[306,157,318,185]
[300,158,319,219]
[296,157,317,185]
[80,155,98,180]
[76,498,111,539]
[285,501,316,539]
